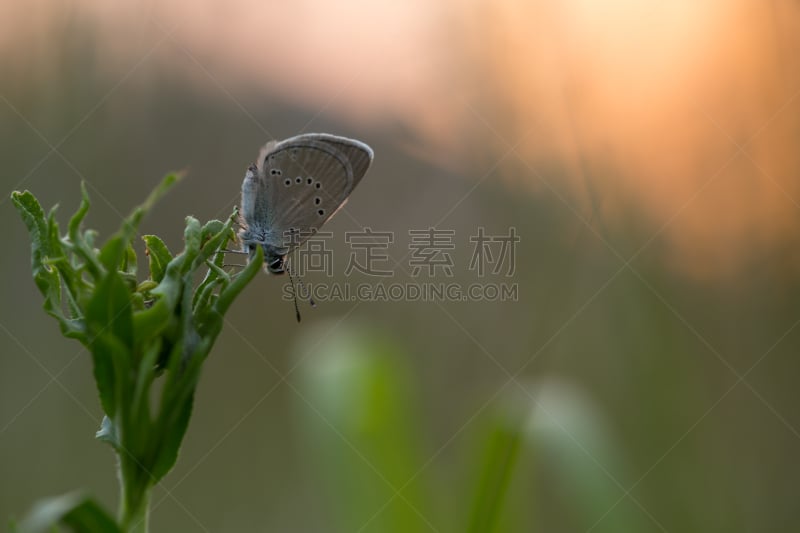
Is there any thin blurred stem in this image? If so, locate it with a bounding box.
[119,475,150,533]
[466,423,523,533]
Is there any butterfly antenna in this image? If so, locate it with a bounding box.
[286,254,316,309]
[287,264,302,323]
[296,275,316,308]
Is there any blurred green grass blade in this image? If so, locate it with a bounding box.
[466,413,524,533]
[16,492,121,533]
[463,380,645,532]
[295,323,429,533]
[526,379,643,533]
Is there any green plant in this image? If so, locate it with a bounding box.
[294,324,643,533]
[10,176,262,532]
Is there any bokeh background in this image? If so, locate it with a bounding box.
[2,1,800,531]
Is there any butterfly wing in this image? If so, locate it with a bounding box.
[254,133,373,250]
[292,133,373,186]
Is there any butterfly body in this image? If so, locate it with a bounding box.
[239,133,373,274]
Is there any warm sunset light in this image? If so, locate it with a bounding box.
[3,2,799,531]
[4,0,795,277]
[459,0,800,277]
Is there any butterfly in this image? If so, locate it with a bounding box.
[238,132,374,276]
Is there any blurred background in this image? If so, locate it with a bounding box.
[2,0,799,531]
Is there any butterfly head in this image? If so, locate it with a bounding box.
[239,229,289,274]
[265,251,286,274]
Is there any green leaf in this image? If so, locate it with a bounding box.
[65,182,103,281]
[16,492,121,533]
[192,276,220,324]
[132,173,180,226]
[46,205,66,263]
[136,280,158,293]
[150,386,196,483]
[296,324,427,533]
[11,191,54,295]
[200,219,226,243]
[87,271,134,348]
[98,235,127,273]
[123,244,137,277]
[132,297,174,349]
[130,341,160,438]
[149,343,203,483]
[195,220,234,268]
[67,183,91,241]
[11,190,50,267]
[192,212,238,321]
[213,244,261,319]
[148,260,209,483]
[99,174,181,272]
[135,250,184,347]
[12,191,88,342]
[181,216,202,273]
[89,332,130,420]
[86,272,134,417]
[122,173,180,240]
[466,410,525,533]
[142,235,171,283]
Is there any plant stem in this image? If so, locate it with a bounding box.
[119,469,151,533]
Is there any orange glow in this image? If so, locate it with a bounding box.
[458,0,800,278]
[3,0,799,279]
